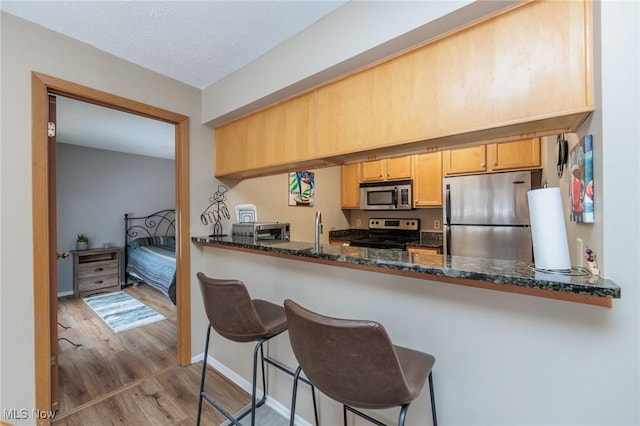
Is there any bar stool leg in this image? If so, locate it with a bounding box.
[398,404,409,426]
[196,325,212,426]
[289,366,302,426]
[250,339,268,426]
[428,371,437,426]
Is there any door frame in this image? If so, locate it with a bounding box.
[31,72,191,419]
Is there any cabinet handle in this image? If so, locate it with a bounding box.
[94,267,104,272]
[493,161,498,166]
[481,162,486,167]
[94,280,104,284]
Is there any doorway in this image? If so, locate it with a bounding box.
[31,72,191,419]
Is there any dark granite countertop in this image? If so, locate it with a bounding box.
[327,228,368,241]
[192,235,621,302]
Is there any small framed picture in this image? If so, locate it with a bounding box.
[288,171,314,207]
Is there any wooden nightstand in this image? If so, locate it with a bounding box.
[72,247,121,298]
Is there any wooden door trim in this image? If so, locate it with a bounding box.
[31,72,191,421]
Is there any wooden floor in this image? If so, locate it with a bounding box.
[54,285,250,425]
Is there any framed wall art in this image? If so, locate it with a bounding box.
[288,171,315,207]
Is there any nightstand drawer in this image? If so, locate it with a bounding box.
[78,260,118,278]
[78,273,119,293]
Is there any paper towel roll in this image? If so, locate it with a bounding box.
[527,187,571,271]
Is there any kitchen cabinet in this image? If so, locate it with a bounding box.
[215,92,316,178]
[443,145,488,175]
[443,138,540,176]
[341,163,362,209]
[407,246,441,255]
[412,151,443,207]
[214,0,592,180]
[361,157,412,182]
[73,247,121,298]
[487,138,541,171]
[315,62,392,157]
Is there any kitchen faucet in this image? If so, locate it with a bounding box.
[314,211,323,252]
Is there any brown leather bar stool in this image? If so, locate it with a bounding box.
[284,299,437,426]
[196,272,318,426]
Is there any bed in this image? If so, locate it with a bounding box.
[124,209,177,304]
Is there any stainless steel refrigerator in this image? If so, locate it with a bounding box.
[443,170,541,262]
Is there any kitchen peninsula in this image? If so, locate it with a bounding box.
[193,235,620,307]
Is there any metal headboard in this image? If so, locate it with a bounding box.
[124,209,176,281]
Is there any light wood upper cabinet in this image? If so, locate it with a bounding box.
[443,138,541,176]
[443,145,488,175]
[215,0,592,179]
[316,62,392,157]
[413,151,443,207]
[487,138,541,171]
[361,157,412,182]
[215,93,315,178]
[341,163,362,209]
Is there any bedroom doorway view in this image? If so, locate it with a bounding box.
[54,95,179,418]
[31,73,191,419]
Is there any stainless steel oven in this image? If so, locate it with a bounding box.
[359,179,413,210]
[349,218,420,250]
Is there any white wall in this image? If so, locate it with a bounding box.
[56,143,175,294]
[0,12,210,423]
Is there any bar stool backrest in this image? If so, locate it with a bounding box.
[284,299,414,409]
[197,272,268,342]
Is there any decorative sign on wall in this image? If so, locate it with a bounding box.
[568,134,594,223]
[289,171,315,206]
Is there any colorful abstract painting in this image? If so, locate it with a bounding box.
[568,134,594,223]
[289,171,315,206]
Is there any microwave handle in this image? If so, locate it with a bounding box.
[393,186,398,209]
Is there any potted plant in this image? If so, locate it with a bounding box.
[76,234,89,250]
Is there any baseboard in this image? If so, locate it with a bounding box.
[192,352,313,426]
[57,290,74,298]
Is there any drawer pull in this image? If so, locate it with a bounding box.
[94,267,104,272]
[94,280,104,284]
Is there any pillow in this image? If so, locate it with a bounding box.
[128,236,175,250]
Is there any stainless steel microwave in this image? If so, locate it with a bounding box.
[359,180,413,210]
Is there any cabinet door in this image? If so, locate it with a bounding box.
[341,163,362,209]
[407,246,441,255]
[316,62,391,157]
[262,92,315,166]
[386,157,412,180]
[361,160,385,182]
[487,138,541,171]
[413,152,443,207]
[215,93,315,178]
[443,145,487,175]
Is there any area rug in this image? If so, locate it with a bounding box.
[83,291,166,333]
[220,404,288,426]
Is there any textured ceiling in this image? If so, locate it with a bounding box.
[2,1,348,159]
[1,0,348,89]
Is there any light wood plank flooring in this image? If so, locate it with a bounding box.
[54,285,250,425]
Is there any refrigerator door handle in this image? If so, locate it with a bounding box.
[445,184,451,224]
[445,225,451,256]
